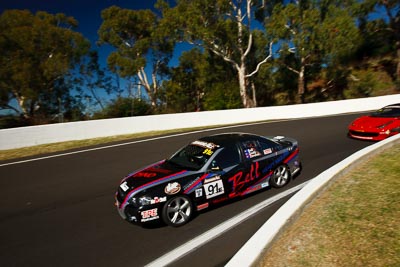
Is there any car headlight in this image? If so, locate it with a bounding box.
[377,121,393,129]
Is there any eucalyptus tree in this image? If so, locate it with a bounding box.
[352,0,400,88]
[161,47,241,112]
[0,9,90,120]
[98,6,174,108]
[77,50,118,113]
[157,0,273,108]
[266,1,361,103]
[161,48,208,112]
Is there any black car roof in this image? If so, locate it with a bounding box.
[198,132,267,147]
[385,103,400,108]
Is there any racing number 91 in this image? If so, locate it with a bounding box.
[204,180,224,199]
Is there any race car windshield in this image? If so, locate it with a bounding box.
[371,107,400,118]
[167,144,214,170]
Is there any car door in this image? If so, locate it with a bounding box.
[204,143,247,201]
[232,138,283,195]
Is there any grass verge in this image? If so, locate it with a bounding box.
[0,122,252,161]
[0,128,194,161]
[259,144,400,267]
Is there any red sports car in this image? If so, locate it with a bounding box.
[348,103,400,141]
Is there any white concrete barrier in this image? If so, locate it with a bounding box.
[225,133,400,267]
[1,94,400,150]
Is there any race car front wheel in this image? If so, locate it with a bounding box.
[270,164,291,188]
[162,195,193,227]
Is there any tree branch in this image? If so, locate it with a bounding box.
[246,41,273,78]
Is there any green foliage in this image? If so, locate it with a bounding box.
[0,9,90,121]
[160,47,242,112]
[76,50,119,112]
[202,81,242,110]
[98,6,174,106]
[266,1,362,103]
[1,0,399,129]
[160,48,206,112]
[158,0,274,108]
[98,6,157,77]
[94,97,153,119]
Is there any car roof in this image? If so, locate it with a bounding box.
[198,132,267,147]
[384,103,400,109]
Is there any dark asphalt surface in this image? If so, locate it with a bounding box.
[0,113,371,267]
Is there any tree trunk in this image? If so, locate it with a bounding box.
[396,42,400,89]
[237,66,255,108]
[12,90,29,119]
[137,68,157,107]
[296,58,306,104]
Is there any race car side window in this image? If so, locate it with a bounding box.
[210,146,241,170]
[241,140,263,160]
[258,140,281,155]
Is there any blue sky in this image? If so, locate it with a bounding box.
[0,0,167,67]
[0,0,159,41]
[0,0,189,111]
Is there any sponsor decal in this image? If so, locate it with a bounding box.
[204,179,224,199]
[183,173,210,194]
[229,162,262,198]
[120,181,129,192]
[197,203,209,211]
[195,188,203,198]
[165,182,181,195]
[261,182,269,188]
[263,148,272,155]
[191,140,219,150]
[120,170,187,211]
[204,175,221,183]
[141,208,159,222]
[184,176,202,191]
[244,148,261,158]
[133,172,157,178]
[150,196,167,204]
[147,167,172,174]
[202,148,214,156]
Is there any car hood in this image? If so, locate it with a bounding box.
[119,160,190,198]
[350,116,395,129]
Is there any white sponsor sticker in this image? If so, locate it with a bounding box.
[141,208,159,222]
[204,180,224,199]
[120,181,129,191]
[195,188,203,198]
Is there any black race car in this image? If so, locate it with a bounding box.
[115,133,301,227]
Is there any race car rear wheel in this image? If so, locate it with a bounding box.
[162,195,193,227]
[270,164,290,188]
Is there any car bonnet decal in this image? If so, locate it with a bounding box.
[119,170,188,210]
[121,160,166,183]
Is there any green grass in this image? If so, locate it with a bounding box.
[260,144,400,267]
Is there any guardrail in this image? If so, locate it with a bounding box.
[1,94,400,150]
[225,133,400,266]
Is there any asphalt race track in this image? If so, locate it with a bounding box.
[0,113,371,267]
